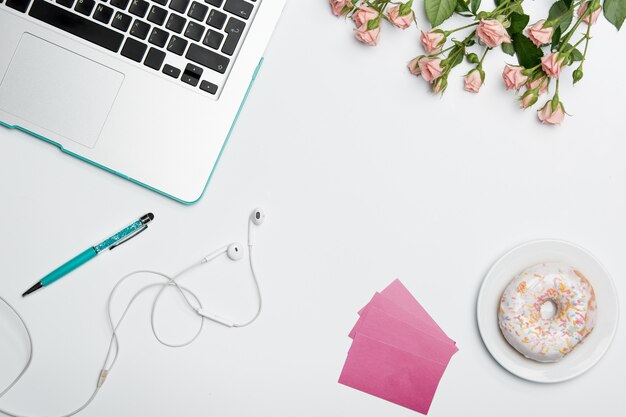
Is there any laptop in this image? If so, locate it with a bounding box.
[0,0,285,203]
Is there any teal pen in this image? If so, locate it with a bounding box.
[22,213,154,297]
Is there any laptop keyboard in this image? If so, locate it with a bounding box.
[1,0,260,97]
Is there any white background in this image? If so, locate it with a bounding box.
[1,1,625,416]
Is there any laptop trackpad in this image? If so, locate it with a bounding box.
[0,34,123,148]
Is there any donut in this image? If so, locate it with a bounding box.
[498,262,597,362]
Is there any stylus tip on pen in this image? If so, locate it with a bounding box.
[141,213,154,224]
[22,282,43,297]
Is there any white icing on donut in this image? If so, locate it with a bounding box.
[498,262,596,363]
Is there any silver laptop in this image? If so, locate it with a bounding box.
[0,0,285,203]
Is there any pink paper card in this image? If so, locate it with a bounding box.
[339,333,447,414]
[349,293,453,345]
[380,279,451,340]
[351,306,458,364]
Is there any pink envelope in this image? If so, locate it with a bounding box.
[350,293,453,345]
[339,333,448,415]
[351,306,458,364]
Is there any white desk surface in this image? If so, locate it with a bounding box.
[1,1,625,416]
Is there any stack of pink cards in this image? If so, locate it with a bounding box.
[338,279,458,414]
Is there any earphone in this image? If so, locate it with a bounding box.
[0,208,266,417]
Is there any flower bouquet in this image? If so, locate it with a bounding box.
[328,0,625,125]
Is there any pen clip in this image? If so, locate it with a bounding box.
[109,225,148,251]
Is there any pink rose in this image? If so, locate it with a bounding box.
[433,77,448,94]
[464,69,484,93]
[527,20,553,47]
[541,52,565,78]
[519,90,538,109]
[537,100,565,125]
[329,0,353,17]
[420,30,446,54]
[578,2,602,25]
[502,65,528,90]
[355,24,380,46]
[352,6,378,27]
[387,5,413,29]
[407,57,422,76]
[528,76,549,95]
[476,19,511,48]
[418,57,444,82]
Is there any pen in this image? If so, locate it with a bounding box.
[22,213,154,297]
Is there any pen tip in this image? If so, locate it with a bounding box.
[22,282,43,297]
[141,213,154,224]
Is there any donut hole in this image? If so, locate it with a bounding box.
[540,300,558,319]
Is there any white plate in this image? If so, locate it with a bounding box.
[477,239,619,383]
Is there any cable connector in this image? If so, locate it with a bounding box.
[97,369,109,388]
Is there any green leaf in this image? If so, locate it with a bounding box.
[563,0,573,7]
[508,12,530,34]
[442,45,465,68]
[470,0,481,13]
[399,1,414,16]
[550,26,562,50]
[455,0,470,13]
[512,33,544,68]
[604,0,626,30]
[546,1,573,33]
[562,43,584,62]
[367,17,380,30]
[502,42,515,55]
[425,0,457,26]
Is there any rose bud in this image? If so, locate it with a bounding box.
[433,76,448,94]
[537,100,566,125]
[578,2,602,25]
[541,52,565,78]
[464,68,484,93]
[355,23,381,46]
[527,20,553,47]
[502,65,528,90]
[387,4,414,29]
[418,57,444,82]
[407,56,423,76]
[527,76,549,95]
[519,89,539,109]
[573,67,584,84]
[352,5,379,27]
[476,19,511,48]
[421,30,446,54]
[329,0,354,17]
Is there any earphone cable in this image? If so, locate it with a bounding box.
[0,215,264,417]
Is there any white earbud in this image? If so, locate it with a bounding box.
[251,208,265,226]
[226,242,244,261]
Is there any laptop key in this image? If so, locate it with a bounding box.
[147,5,167,25]
[144,47,166,70]
[129,0,149,18]
[28,0,124,52]
[56,0,74,8]
[206,9,226,29]
[169,0,189,13]
[205,0,222,6]
[120,37,148,62]
[153,0,167,4]
[112,11,132,32]
[222,17,244,56]
[148,27,169,47]
[166,35,188,55]
[75,0,95,16]
[223,0,253,20]
[186,43,229,74]
[6,0,31,12]
[110,0,130,9]
[130,19,151,40]
[165,13,186,33]
[181,63,202,87]
[202,29,223,50]
[199,80,218,95]
[184,21,205,42]
[93,4,114,24]
[162,64,181,78]
[187,1,208,21]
